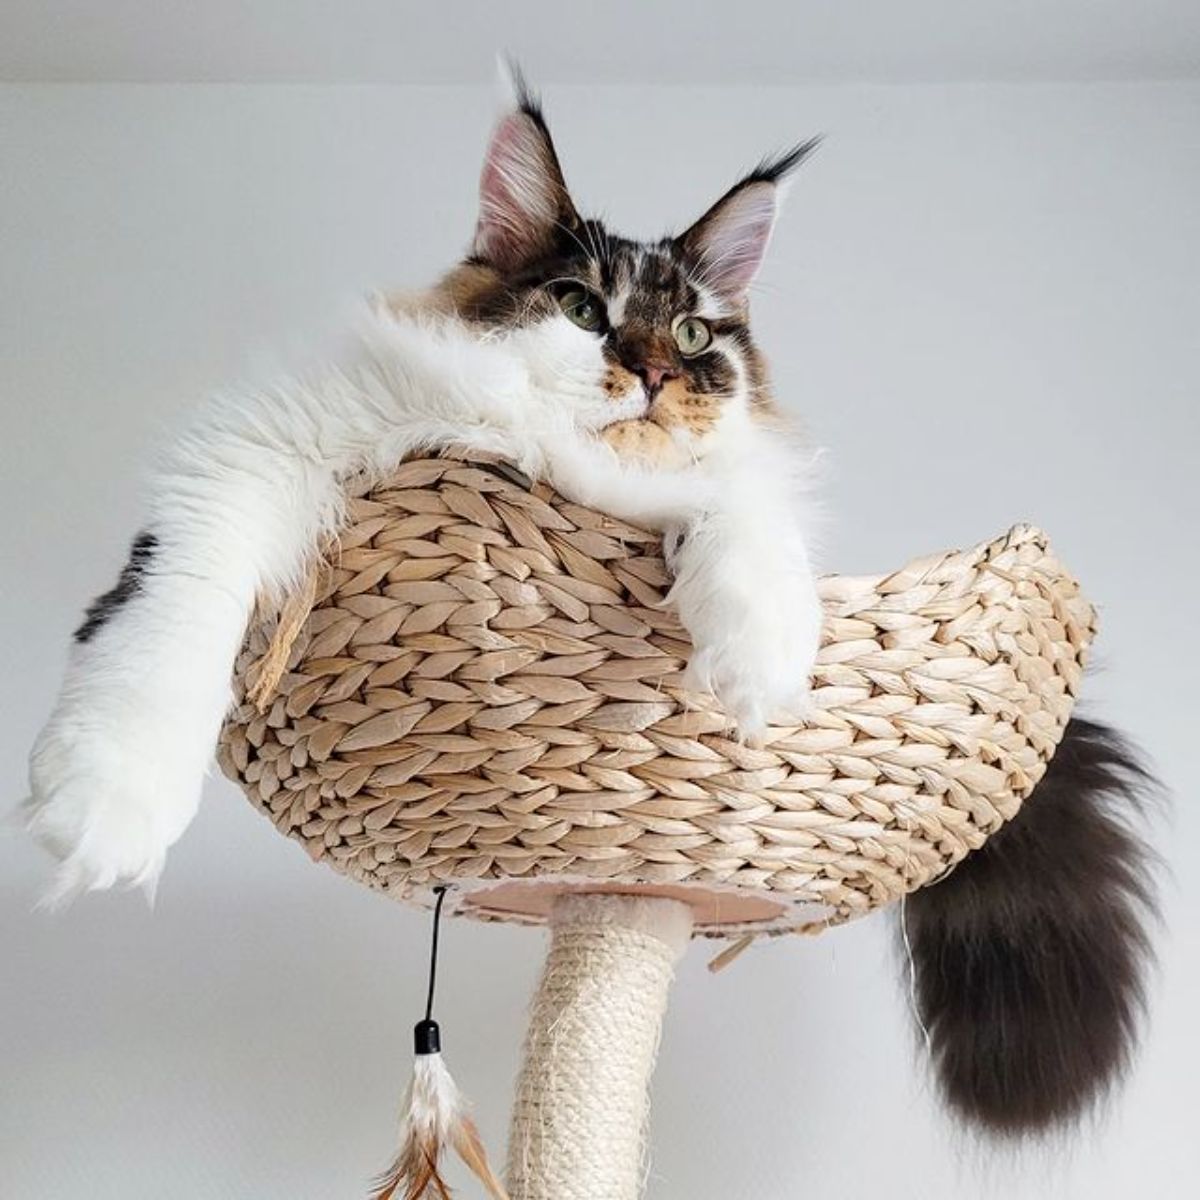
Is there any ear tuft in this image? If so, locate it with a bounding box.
[743,136,823,188]
[676,137,821,303]
[473,72,579,271]
[497,55,541,122]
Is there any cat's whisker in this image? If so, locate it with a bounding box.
[552,218,596,265]
[582,220,603,267]
[601,224,615,271]
[687,252,733,294]
[515,276,581,324]
[745,279,787,301]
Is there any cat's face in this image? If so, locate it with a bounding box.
[427,82,817,454]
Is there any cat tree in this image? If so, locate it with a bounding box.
[219,452,1095,1198]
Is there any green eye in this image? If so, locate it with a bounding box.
[556,287,606,332]
[673,316,712,356]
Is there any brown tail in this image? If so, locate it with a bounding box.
[902,718,1159,1136]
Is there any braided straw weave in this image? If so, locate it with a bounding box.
[218,453,1097,936]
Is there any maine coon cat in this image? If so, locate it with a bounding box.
[26,77,824,904]
[25,75,1157,1141]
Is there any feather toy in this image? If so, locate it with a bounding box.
[371,888,508,1200]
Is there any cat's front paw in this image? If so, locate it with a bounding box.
[25,709,205,905]
[684,639,815,743]
[681,580,823,742]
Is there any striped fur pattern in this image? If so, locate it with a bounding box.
[411,70,819,467]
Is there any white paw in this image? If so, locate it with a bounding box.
[681,580,823,742]
[684,634,816,742]
[25,709,206,906]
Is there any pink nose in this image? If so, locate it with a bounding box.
[633,363,675,397]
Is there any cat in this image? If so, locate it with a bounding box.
[25,74,824,905]
[24,73,1158,1143]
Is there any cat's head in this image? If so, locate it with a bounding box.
[424,75,817,451]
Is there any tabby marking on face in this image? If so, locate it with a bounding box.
[405,74,819,464]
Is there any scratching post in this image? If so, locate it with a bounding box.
[506,894,693,1200]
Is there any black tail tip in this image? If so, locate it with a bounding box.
[902,717,1160,1138]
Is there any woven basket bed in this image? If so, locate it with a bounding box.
[218,453,1097,937]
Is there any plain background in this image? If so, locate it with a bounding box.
[2,15,1198,1200]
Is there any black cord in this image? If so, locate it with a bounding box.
[423,886,448,1023]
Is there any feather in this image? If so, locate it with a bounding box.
[371,1050,508,1200]
[451,1112,508,1200]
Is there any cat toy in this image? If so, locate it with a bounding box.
[219,451,1144,1198]
[372,886,507,1200]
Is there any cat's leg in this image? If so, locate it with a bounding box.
[23,311,546,903]
[669,515,822,738]
[560,421,823,737]
[25,398,347,904]
[27,550,256,902]
[665,458,823,740]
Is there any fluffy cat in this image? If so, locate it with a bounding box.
[25,76,1159,1144]
[25,77,824,904]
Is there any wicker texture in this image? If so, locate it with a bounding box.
[218,454,1097,935]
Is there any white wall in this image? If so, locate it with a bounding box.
[2,82,1197,1199]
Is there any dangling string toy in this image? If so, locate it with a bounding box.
[372,886,508,1200]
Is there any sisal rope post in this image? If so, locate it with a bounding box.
[506,894,694,1200]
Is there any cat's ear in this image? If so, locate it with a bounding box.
[473,70,581,271]
[676,138,821,304]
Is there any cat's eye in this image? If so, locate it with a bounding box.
[556,286,606,332]
[673,316,712,356]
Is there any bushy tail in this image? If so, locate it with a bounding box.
[903,718,1159,1137]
